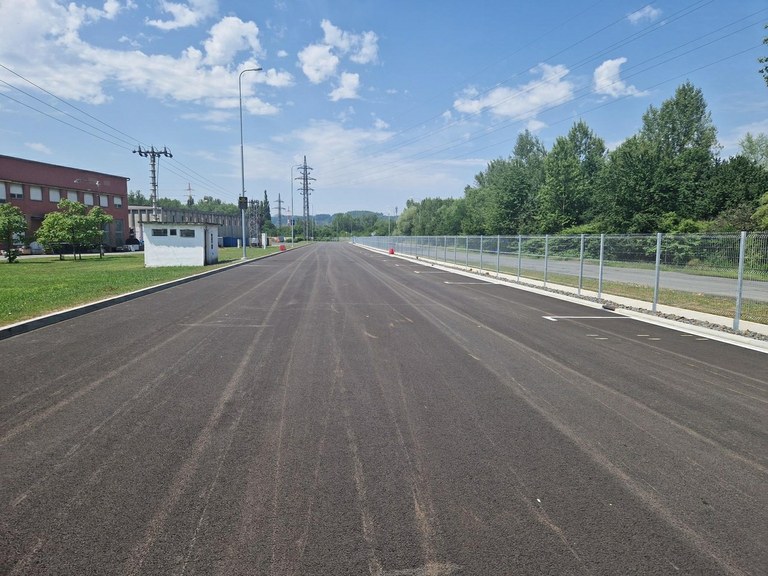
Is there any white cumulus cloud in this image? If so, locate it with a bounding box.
[202,16,262,66]
[146,0,217,31]
[593,58,648,98]
[25,142,52,154]
[453,63,574,122]
[298,20,378,84]
[628,5,662,25]
[298,43,340,84]
[329,72,360,101]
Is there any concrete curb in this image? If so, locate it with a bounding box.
[0,248,295,341]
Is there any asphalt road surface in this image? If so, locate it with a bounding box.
[1,243,766,575]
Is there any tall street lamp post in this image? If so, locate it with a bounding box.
[239,67,262,259]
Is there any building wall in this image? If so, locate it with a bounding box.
[129,206,240,240]
[142,222,218,267]
[0,155,129,248]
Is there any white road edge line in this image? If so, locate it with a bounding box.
[543,316,633,322]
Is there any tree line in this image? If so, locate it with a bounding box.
[395,82,768,237]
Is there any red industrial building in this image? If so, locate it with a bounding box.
[0,155,129,250]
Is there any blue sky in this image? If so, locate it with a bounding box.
[1,1,766,217]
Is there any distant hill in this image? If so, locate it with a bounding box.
[346,210,384,218]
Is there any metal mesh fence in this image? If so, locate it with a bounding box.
[356,233,768,330]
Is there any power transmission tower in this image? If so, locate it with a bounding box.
[275,193,284,230]
[133,146,172,221]
[296,156,315,240]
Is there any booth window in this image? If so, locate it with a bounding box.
[180,229,195,238]
[151,228,168,237]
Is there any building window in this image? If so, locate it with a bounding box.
[49,188,60,202]
[30,186,43,201]
[99,195,108,207]
[170,229,177,235]
[10,184,23,199]
[83,192,94,205]
[0,182,6,202]
[66,190,78,201]
[114,196,123,208]
[151,228,168,236]
[180,229,195,238]
[114,219,124,245]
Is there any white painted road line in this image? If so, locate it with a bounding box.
[543,316,633,322]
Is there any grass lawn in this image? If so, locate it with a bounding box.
[0,245,288,327]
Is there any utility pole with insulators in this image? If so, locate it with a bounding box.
[133,146,172,221]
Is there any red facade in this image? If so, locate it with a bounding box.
[0,155,129,249]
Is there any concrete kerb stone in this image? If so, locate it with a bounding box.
[362,244,768,354]
[0,248,297,341]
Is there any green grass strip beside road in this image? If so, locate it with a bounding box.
[0,246,288,327]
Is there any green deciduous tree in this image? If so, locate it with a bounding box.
[538,121,605,232]
[739,132,768,169]
[0,203,27,263]
[595,82,718,232]
[638,81,718,220]
[128,190,149,205]
[698,155,768,221]
[36,200,113,260]
[752,192,768,230]
[596,135,659,232]
[195,196,239,215]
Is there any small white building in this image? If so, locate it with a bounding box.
[141,222,218,267]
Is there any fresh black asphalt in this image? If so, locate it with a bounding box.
[1,242,766,574]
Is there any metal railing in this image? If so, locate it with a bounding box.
[355,233,768,331]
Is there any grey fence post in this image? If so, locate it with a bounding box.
[496,235,501,277]
[578,234,585,296]
[517,235,522,281]
[734,231,747,331]
[598,234,605,300]
[544,235,549,287]
[454,236,457,265]
[466,236,469,268]
[444,236,447,263]
[479,235,484,272]
[653,232,663,313]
